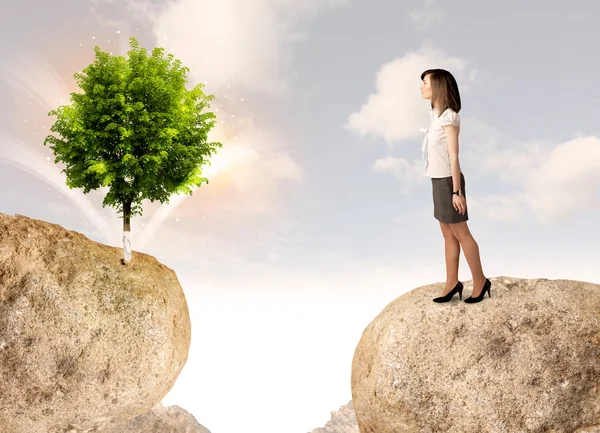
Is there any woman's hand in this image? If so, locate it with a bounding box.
[452,194,467,215]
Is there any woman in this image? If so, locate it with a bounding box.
[419,69,491,303]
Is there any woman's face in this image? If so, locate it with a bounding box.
[420,74,432,101]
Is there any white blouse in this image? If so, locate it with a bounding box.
[419,107,460,178]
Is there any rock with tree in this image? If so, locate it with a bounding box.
[0,213,191,432]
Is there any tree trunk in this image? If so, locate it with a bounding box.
[122,201,132,263]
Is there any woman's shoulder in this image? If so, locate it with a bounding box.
[441,107,459,115]
[438,108,460,126]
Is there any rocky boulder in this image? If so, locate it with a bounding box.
[351,277,600,433]
[0,213,191,433]
[310,401,359,433]
[105,401,211,433]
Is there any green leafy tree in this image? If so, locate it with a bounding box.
[44,37,222,263]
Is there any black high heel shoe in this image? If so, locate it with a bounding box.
[463,278,491,303]
[432,281,463,303]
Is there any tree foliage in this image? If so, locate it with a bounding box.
[44,37,222,220]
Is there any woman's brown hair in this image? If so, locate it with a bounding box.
[420,69,461,116]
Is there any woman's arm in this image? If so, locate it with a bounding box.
[443,124,461,192]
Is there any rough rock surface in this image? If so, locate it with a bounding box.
[351,277,600,433]
[105,401,211,433]
[0,213,192,433]
[310,401,359,433]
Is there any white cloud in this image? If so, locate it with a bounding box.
[344,44,470,148]
[478,139,551,183]
[522,136,600,225]
[125,0,349,96]
[372,155,427,193]
[466,133,600,225]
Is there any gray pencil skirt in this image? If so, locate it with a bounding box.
[431,172,468,223]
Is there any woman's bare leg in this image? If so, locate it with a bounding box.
[449,222,486,297]
[439,221,460,295]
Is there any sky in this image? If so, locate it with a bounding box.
[1,0,600,432]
